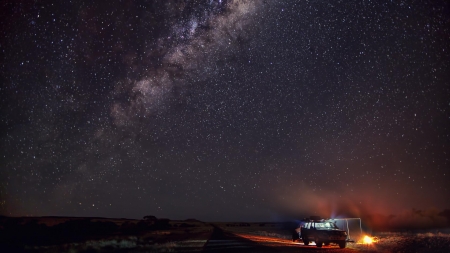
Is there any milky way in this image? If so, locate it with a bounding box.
[111,0,262,126]
[1,0,449,223]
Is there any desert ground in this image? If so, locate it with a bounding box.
[1,216,449,252]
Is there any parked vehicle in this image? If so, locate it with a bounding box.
[301,218,347,248]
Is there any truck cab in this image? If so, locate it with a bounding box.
[301,218,347,248]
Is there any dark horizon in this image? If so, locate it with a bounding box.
[2,207,450,232]
[1,1,449,225]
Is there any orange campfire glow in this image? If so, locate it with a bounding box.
[363,235,374,244]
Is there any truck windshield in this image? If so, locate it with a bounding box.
[315,222,338,229]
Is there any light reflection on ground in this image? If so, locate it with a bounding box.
[236,234,324,248]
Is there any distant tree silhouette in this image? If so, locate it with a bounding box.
[143,215,157,221]
[184,218,200,222]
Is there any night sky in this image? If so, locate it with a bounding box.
[1,0,449,222]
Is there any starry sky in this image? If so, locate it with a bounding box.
[1,0,449,223]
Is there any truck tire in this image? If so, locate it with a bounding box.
[316,240,323,248]
[339,241,346,249]
[303,239,309,245]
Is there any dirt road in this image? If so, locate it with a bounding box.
[202,225,357,252]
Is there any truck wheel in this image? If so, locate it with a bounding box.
[316,241,323,248]
[339,241,346,249]
[303,239,309,246]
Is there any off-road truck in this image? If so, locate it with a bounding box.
[301,218,348,248]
